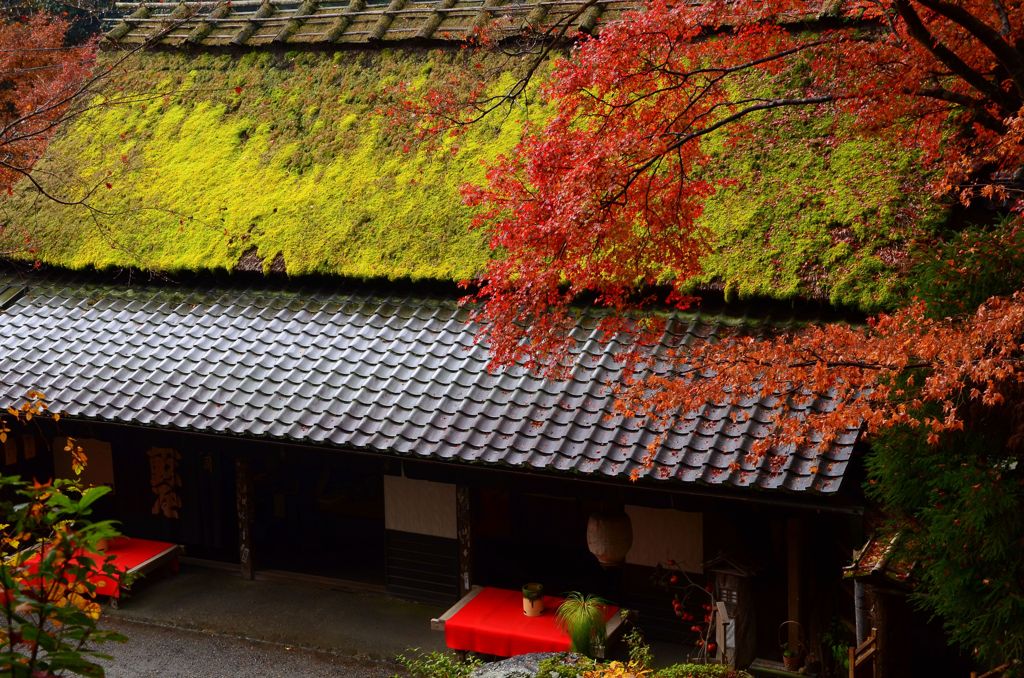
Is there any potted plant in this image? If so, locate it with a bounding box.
[555,592,607,657]
[778,620,804,671]
[781,643,801,671]
[522,582,545,617]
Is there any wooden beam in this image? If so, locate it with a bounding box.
[324,0,365,41]
[473,0,503,32]
[235,458,255,580]
[416,0,457,39]
[456,484,473,596]
[576,2,603,33]
[786,516,802,651]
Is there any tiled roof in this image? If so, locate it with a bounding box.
[0,277,857,494]
[104,0,637,47]
[844,533,913,583]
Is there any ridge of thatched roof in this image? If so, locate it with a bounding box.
[104,0,636,48]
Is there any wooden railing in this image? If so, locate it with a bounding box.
[848,627,877,678]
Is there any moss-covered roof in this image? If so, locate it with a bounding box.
[2,45,939,310]
[4,48,535,281]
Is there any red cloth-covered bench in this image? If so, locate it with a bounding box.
[23,536,181,608]
[90,536,182,606]
[432,586,622,658]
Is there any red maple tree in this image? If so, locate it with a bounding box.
[0,14,97,197]
[420,3,1024,664]
[429,0,1024,464]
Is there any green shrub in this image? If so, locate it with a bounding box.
[655,664,753,678]
[555,593,608,657]
[394,648,482,678]
[623,626,653,669]
[536,653,599,677]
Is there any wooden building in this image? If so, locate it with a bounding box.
[0,276,863,668]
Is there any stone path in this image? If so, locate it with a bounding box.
[97,618,399,678]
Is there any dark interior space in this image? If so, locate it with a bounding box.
[111,441,237,563]
[473,486,614,601]
[251,447,386,583]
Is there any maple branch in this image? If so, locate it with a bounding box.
[917,86,1006,132]
[990,0,1013,37]
[589,39,828,111]
[666,95,833,152]
[1,5,202,152]
[0,38,146,144]
[894,0,1020,115]
[662,39,829,81]
[912,0,1024,98]
[785,358,932,371]
[439,0,601,126]
[0,157,106,208]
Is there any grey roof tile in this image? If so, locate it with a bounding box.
[0,276,859,495]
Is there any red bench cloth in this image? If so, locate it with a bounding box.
[23,536,178,599]
[445,587,618,657]
[90,536,179,598]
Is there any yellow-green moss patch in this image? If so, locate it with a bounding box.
[3,48,938,309]
[4,49,538,280]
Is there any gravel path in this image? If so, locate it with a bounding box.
[96,618,401,677]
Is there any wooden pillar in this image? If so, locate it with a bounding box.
[456,484,473,596]
[786,516,802,650]
[235,458,255,580]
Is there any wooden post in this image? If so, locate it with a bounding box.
[715,600,730,665]
[235,458,255,580]
[456,485,473,596]
[786,516,802,651]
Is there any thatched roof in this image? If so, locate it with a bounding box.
[1,2,938,310]
[105,0,633,47]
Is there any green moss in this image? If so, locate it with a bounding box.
[692,110,941,311]
[4,49,541,280]
[4,49,938,308]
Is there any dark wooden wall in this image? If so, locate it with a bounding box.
[384,530,459,605]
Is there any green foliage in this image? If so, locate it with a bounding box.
[514,654,753,678]
[821,619,852,674]
[654,665,753,678]
[394,648,482,678]
[0,472,125,677]
[866,416,1024,669]
[555,593,608,658]
[623,626,653,669]
[909,215,1024,316]
[535,653,599,677]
